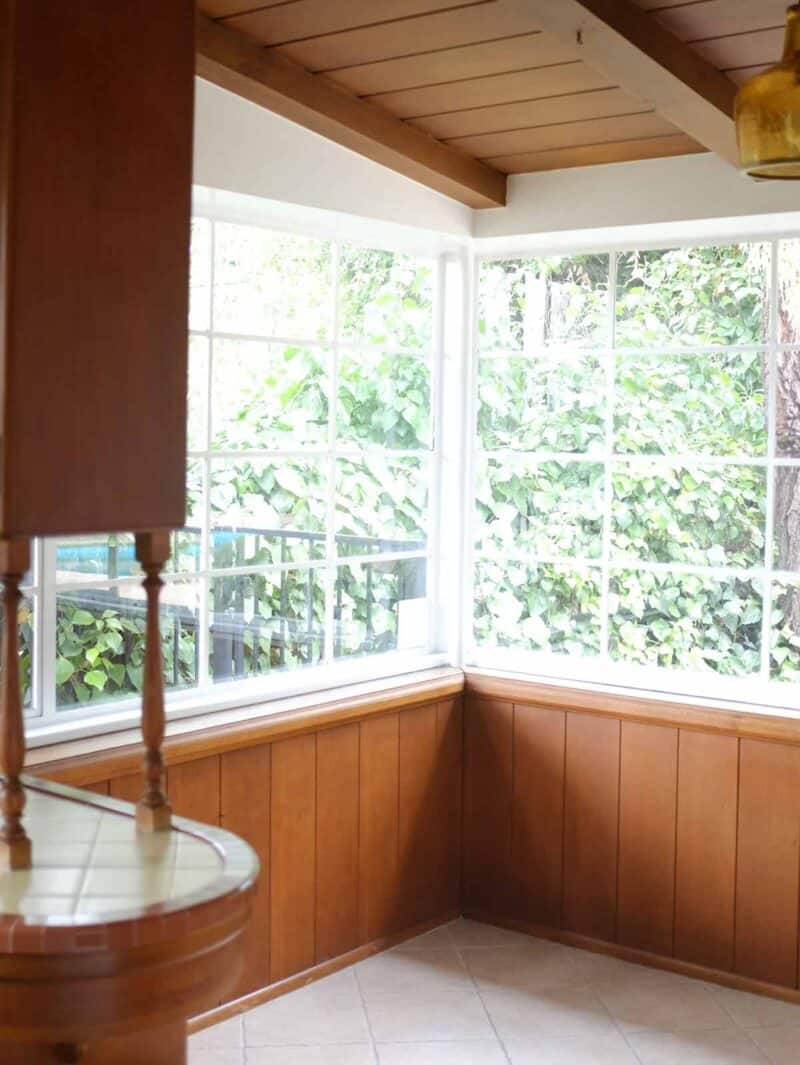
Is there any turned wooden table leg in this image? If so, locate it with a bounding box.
[0,538,31,870]
[134,531,172,833]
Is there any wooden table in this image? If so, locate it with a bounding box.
[0,777,258,1063]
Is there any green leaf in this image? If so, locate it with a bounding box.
[55,657,75,685]
[84,669,107,691]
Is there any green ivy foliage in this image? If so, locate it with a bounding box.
[474,242,800,686]
[46,240,434,709]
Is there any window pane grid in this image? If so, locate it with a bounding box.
[471,240,800,701]
[31,215,437,724]
[198,223,436,682]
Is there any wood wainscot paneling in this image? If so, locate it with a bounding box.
[168,756,221,826]
[617,721,678,956]
[270,734,317,983]
[461,673,800,1004]
[562,711,620,941]
[434,697,463,915]
[510,704,565,928]
[735,739,800,988]
[462,697,513,915]
[316,723,360,963]
[32,675,463,1025]
[358,713,401,942]
[109,774,143,804]
[674,730,738,972]
[37,666,800,1019]
[221,744,271,997]
[398,703,439,930]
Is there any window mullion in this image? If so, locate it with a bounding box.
[427,254,446,655]
[599,252,618,662]
[324,243,340,666]
[760,240,779,682]
[462,250,481,666]
[39,538,58,721]
[196,218,215,691]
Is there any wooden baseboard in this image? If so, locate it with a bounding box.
[463,908,800,1006]
[189,910,460,1034]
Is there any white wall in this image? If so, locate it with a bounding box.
[195,78,800,247]
[475,153,800,245]
[193,79,472,241]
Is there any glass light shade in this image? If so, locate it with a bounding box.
[735,5,800,179]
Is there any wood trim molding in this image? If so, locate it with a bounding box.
[528,0,738,163]
[195,13,507,209]
[30,666,800,786]
[463,908,800,1007]
[30,668,464,787]
[464,671,800,745]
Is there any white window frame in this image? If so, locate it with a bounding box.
[25,189,462,747]
[466,227,800,714]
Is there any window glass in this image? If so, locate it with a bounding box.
[334,559,428,658]
[209,569,325,682]
[615,244,769,347]
[337,351,430,450]
[211,341,329,451]
[31,221,435,726]
[477,352,606,453]
[471,240,798,704]
[478,255,610,352]
[56,581,199,708]
[214,223,333,341]
[339,248,433,352]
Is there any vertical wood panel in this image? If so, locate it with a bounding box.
[435,697,463,914]
[359,713,400,942]
[109,773,142,804]
[398,703,438,929]
[674,730,738,971]
[82,780,110,796]
[736,739,800,988]
[510,704,565,928]
[617,721,678,955]
[462,697,513,914]
[270,734,316,983]
[221,744,270,997]
[2,1,192,536]
[316,723,360,963]
[168,757,221,825]
[563,712,620,940]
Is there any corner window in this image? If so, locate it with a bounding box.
[470,241,800,708]
[26,213,441,732]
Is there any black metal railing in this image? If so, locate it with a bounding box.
[58,527,426,688]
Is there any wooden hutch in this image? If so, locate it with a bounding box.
[0,3,257,1060]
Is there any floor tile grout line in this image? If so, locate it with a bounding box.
[737,1025,775,1065]
[352,956,381,1064]
[198,919,800,1065]
[604,998,646,1065]
[451,937,514,1064]
[578,978,647,1065]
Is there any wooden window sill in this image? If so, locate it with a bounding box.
[465,668,800,745]
[30,666,465,786]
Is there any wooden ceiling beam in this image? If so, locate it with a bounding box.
[195,13,507,209]
[528,0,739,165]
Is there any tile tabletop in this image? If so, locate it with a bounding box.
[0,776,259,954]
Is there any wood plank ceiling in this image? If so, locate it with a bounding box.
[197,0,787,194]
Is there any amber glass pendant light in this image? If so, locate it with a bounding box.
[735,4,800,179]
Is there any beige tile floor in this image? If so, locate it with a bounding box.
[189,920,800,1064]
